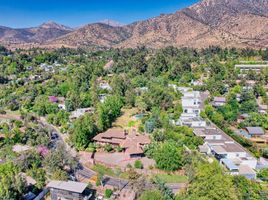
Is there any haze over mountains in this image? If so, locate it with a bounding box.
[1,0,268,49]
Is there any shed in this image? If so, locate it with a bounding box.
[245,127,265,136]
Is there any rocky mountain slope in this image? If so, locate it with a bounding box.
[2,0,268,49]
[0,22,72,48]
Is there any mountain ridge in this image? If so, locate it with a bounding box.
[2,0,268,49]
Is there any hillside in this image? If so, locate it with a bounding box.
[2,0,268,49]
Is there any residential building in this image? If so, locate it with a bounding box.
[212,97,226,107]
[245,127,265,138]
[99,81,112,91]
[93,128,151,158]
[235,64,268,71]
[47,181,91,200]
[70,107,95,120]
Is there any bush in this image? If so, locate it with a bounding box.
[105,189,113,198]
[104,144,113,152]
[0,110,6,114]
[257,168,268,181]
[263,148,268,158]
[134,160,143,169]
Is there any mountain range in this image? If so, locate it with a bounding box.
[1,0,268,49]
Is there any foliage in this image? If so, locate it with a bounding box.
[134,160,143,169]
[153,141,183,171]
[138,190,165,200]
[183,162,238,200]
[257,168,268,181]
[71,113,97,149]
[105,189,113,198]
[97,95,123,131]
[0,163,26,200]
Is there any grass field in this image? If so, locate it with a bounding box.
[113,108,140,129]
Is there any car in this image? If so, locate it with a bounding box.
[51,132,59,140]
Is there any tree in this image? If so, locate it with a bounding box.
[153,142,183,171]
[72,114,97,149]
[185,162,238,200]
[138,190,165,200]
[97,95,123,131]
[0,163,26,200]
[43,144,77,175]
[233,175,266,199]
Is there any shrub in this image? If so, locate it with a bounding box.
[105,189,113,198]
[134,160,143,169]
[104,144,113,152]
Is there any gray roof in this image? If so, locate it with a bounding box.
[245,127,265,135]
[221,159,239,170]
[47,181,88,193]
[239,165,256,175]
[213,97,226,102]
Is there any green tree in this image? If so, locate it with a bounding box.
[185,162,238,200]
[154,142,183,171]
[72,114,97,149]
[0,163,26,200]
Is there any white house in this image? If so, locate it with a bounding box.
[181,117,206,128]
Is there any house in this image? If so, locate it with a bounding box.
[47,181,92,200]
[245,127,265,138]
[93,128,151,158]
[99,94,109,103]
[220,158,239,175]
[191,80,204,86]
[104,60,114,71]
[235,64,268,71]
[220,159,257,179]
[99,81,112,91]
[93,128,127,146]
[212,97,226,107]
[70,108,95,120]
[259,104,268,113]
[180,117,206,128]
[12,144,31,153]
[239,165,256,180]
[40,63,55,72]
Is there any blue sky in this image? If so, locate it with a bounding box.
[0,0,199,28]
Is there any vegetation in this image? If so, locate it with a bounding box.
[0,46,268,198]
[138,190,165,200]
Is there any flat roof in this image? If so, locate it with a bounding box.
[212,145,227,154]
[47,181,88,193]
[221,159,239,170]
[239,165,256,175]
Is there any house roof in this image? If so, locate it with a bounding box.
[213,97,226,102]
[95,128,126,139]
[47,181,88,194]
[212,145,227,154]
[93,128,127,145]
[221,159,239,170]
[239,165,256,175]
[245,127,265,135]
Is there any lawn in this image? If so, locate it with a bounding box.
[153,174,188,183]
[92,164,115,177]
[113,108,140,129]
[91,164,131,180]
